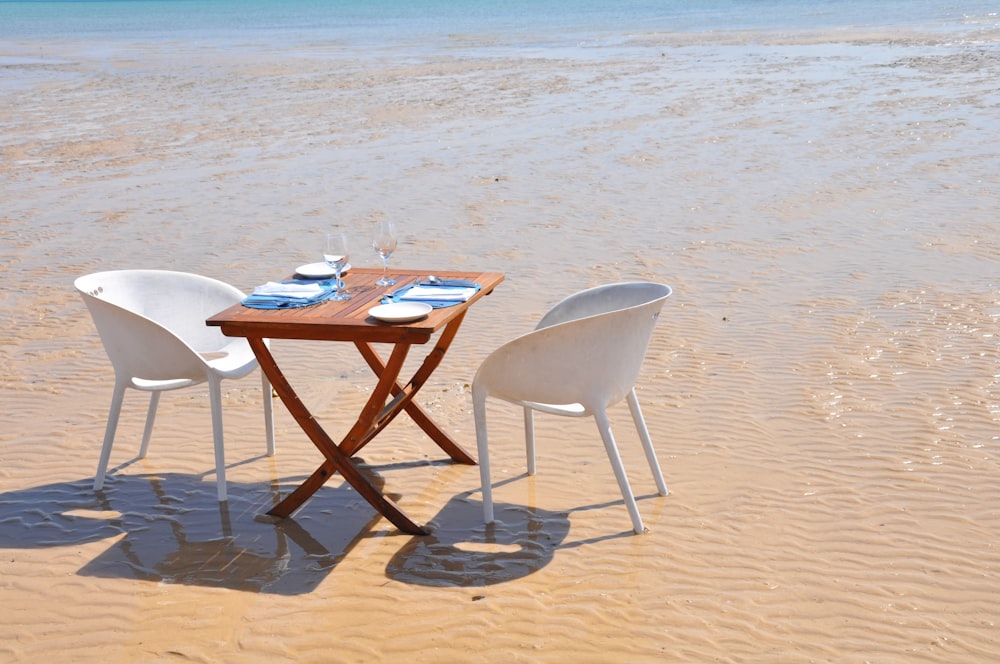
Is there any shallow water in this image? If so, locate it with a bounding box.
[2,11,1000,663]
[2,0,999,45]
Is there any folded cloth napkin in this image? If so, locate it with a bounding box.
[242,279,336,309]
[399,285,478,302]
[384,282,481,309]
[253,281,326,297]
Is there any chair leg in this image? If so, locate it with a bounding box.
[208,375,228,502]
[594,409,645,534]
[627,388,668,496]
[137,391,160,459]
[523,406,536,475]
[94,380,128,491]
[473,390,494,523]
[261,371,275,457]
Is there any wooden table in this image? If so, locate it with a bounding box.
[207,267,504,535]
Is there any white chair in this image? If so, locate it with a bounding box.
[473,282,671,534]
[75,269,275,501]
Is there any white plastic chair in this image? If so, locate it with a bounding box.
[473,282,672,534]
[75,269,275,501]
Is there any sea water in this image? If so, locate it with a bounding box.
[1,0,998,47]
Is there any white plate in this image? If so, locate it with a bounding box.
[368,302,433,323]
[295,262,351,279]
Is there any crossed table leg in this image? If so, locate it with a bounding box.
[245,313,475,535]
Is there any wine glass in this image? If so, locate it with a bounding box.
[372,220,397,286]
[324,231,351,301]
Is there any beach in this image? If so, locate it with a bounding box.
[2,3,1000,661]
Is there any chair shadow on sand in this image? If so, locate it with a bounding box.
[0,463,389,595]
[0,464,634,593]
[384,475,637,588]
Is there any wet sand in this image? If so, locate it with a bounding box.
[2,27,1000,661]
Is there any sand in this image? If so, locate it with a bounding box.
[2,27,1000,662]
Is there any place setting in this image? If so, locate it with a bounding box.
[240,228,353,309]
[240,279,340,309]
[377,276,480,307]
[371,277,482,323]
[356,220,482,323]
[239,221,482,323]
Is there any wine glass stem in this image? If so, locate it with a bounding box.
[335,268,343,296]
[382,257,389,281]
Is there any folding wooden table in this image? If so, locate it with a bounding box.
[207,267,504,535]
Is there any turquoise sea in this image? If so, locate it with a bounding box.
[2,0,998,46]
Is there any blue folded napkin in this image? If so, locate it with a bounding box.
[242,279,339,309]
[382,282,481,309]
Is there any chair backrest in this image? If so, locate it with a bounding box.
[535,282,672,331]
[476,282,671,410]
[74,270,244,383]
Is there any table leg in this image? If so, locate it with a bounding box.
[247,338,427,534]
[341,342,412,456]
[347,313,476,464]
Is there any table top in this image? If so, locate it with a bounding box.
[207,267,505,344]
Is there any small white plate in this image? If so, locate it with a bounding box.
[368,302,433,323]
[295,262,351,279]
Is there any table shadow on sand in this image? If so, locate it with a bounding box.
[1,468,623,593]
[0,469,388,595]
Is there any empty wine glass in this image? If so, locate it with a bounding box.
[372,220,397,287]
[324,231,350,301]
